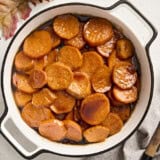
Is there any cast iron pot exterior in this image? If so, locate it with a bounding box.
[0,0,157,159]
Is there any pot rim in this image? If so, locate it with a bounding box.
[0,1,157,159]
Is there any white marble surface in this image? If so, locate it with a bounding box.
[0,0,160,159]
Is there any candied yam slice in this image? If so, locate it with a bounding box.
[65,111,74,120]
[83,125,110,143]
[22,103,54,128]
[108,50,121,69]
[58,45,83,70]
[63,120,82,142]
[45,26,61,48]
[39,119,66,141]
[113,86,138,104]
[107,91,126,107]
[65,23,86,49]
[113,62,137,89]
[29,69,47,89]
[80,93,110,125]
[50,91,76,114]
[32,88,57,107]
[15,51,34,71]
[102,113,123,135]
[46,62,73,90]
[53,14,80,39]
[12,73,37,93]
[14,90,32,107]
[67,72,91,99]
[23,30,52,58]
[80,51,104,77]
[44,49,58,67]
[91,65,112,93]
[116,39,134,59]
[83,18,113,46]
[111,105,131,122]
[97,37,116,57]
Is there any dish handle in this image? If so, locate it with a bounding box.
[0,111,42,158]
[109,1,157,48]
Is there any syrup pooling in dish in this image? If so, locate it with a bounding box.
[12,14,140,144]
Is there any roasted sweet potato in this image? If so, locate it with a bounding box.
[83,18,113,46]
[83,125,110,143]
[80,51,104,77]
[39,119,66,141]
[50,91,76,114]
[97,37,116,57]
[58,45,82,70]
[14,90,32,107]
[46,62,73,90]
[32,88,57,107]
[63,120,82,142]
[67,72,91,99]
[102,113,123,135]
[108,50,121,69]
[65,23,86,49]
[22,103,54,128]
[91,65,112,93]
[23,30,52,58]
[53,14,79,39]
[111,105,131,122]
[45,26,61,48]
[80,93,110,125]
[12,73,37,94]
[116,39,134,59]
[15,51,34,71]
[29,69,47,89]
[113,62,137,89]
[113,86,138,104]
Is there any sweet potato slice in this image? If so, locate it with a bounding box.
[97,37,116,57]
[14,90,32,107]
[58,45,83,70]
[15,51,34,71]
[44,49,58,67]
[116,39,134,59]
[63,120,82,142]
[50,91,76,114]
[39,119,66,141]
[23,30,52,58]
[80,93,110,125]
[102,113,123,135]
[67,72,91,99]
[22,103,54,128]
[107,90,126,107]
[111,105,131,122]
[83,125,110,143]
[65,111,74,120]
[12,73,37,93]
[113,86,138,104]
[80,51,104,77]
[32,88,57,107]
[113,62,137,89]
[65,23,86,49]
[83,18,113,46]
[45,26,61,48]
[29,69,47,89]
[108,50,121,69]
[46,62,73,90]
[91,65,112,93]
[53,14,79,39]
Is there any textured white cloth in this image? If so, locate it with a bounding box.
[0,0,160,160]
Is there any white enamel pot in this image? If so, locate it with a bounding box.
[0,0,157,158]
